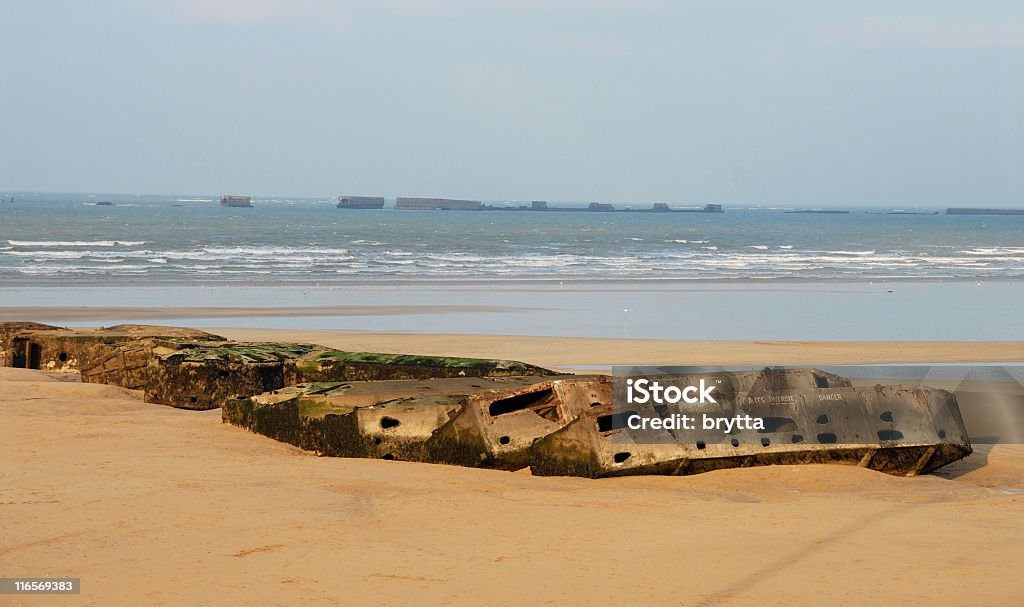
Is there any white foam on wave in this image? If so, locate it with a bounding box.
[7,240,145,247]
[747,245,769,250]
[201,246,352,256]
[4,249,141,259]
[961,247,1024,256]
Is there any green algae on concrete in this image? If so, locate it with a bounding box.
[76,332,557,410]
[288,349,556,384]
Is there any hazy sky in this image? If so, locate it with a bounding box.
[1,1,1021,205]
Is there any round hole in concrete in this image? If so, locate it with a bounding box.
[613,452,631,463]
[731,438,740,447]
[499,436,510,445]
[816,432,838,444]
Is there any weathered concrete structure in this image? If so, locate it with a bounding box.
[2,322,973,479]
[0,322,222,373]
[530,382,971,478]
[426,376,611,470]
[337,195,385,209]
[288,350,554,384]
[219,195,252,207]
[946,207,1024,215]
[79,337,556,410]
[223,376,556,461]
[87,341,320,409]
[0,321,59,367]
[395,197,482,211]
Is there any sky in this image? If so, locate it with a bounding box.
[1,0,1021,205]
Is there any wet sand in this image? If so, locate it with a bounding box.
[2,333,1023,606]
[217,327,1024,367]
[0,304,526,322]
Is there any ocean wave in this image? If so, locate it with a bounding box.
[961,247,1024,256]
[2,240,1022,281]
[4,250,142,259]
[201,246,352,256]
[7,240,145,247]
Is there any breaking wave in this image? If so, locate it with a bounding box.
[7,240,145,247]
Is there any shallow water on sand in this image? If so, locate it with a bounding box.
[4,281,1022,341]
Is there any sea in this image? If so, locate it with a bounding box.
[2,192,1022,342]
[1,192,1022,284]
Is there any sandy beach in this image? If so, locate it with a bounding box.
[2,329,1022,606]
[5,1,1023,603]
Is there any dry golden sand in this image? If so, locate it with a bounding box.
[1,333,1023,606]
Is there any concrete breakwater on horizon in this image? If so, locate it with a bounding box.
[3,195,1024,283]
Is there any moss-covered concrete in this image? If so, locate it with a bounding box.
[223,377,554,461]
[77,334,556,410]
[1,323,222,374]
[287,350,556,384]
